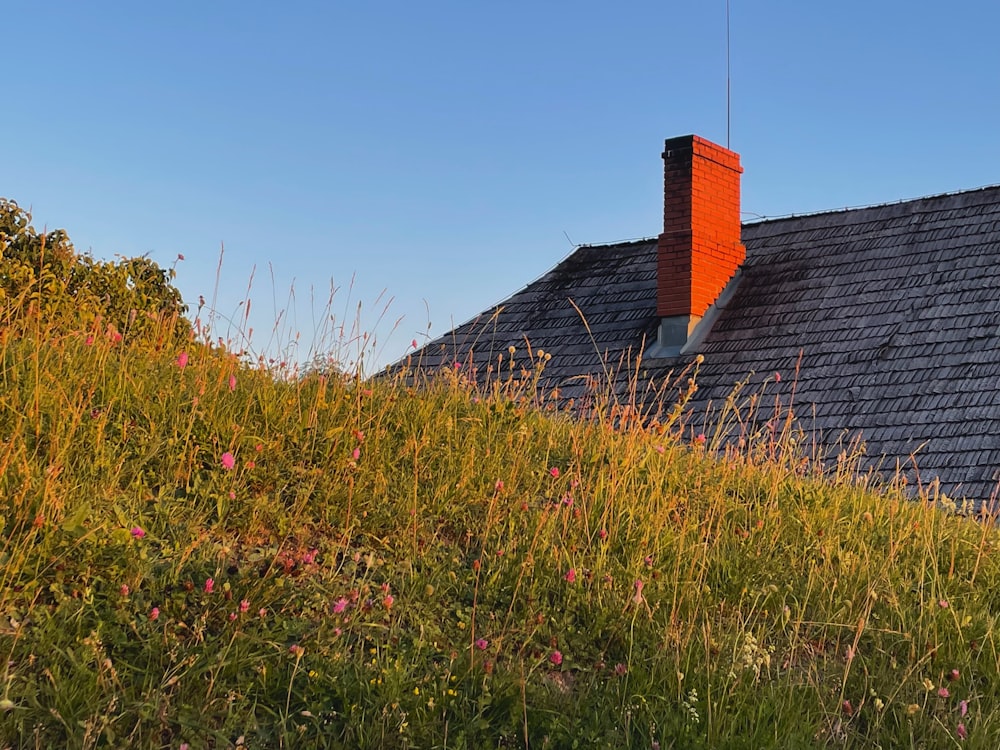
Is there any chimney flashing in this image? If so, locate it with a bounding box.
[646,269,743,358]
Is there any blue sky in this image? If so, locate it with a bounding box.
[7,2,1000,369]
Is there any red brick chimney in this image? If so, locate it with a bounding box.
[656,135,744,350]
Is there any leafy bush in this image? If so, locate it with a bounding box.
[0,197,188,344]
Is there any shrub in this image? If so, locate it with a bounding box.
[0,197,189,345]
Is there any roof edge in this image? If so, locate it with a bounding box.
[742,182,1000,228]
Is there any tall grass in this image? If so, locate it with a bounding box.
[0,307,998,749]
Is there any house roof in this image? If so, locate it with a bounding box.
[405,185,1000,504]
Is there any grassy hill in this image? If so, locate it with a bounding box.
[0,200,997,747]
[1,317,998,749]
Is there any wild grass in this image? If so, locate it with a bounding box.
[0,308,998,749]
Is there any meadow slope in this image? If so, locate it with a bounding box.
[1,321,999,749]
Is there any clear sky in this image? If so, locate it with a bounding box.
[7,2,1000,370]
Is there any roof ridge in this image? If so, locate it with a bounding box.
[575,236,657,249]
[743,182,1000,227]
[568,184,1000,249]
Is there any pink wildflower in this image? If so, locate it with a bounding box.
[228,612,237,622]
[333,597,349,614]
[938,687,950,699]
[939,599,950,609]
[957,723,968,740]
[598,528,608,540]
[654,444,665,454]
[130,526,146,538]
[228,374,237,391]
[352,448,360,460]
[239,599,250,613]
[119,584,130,596]
[475,638,489,650]
[949,669,961,681]
[177,351,189,369]
[695,433,706,445]
[564,569,577,583]
[204,578,214,594]
[259,608,267,618]
[632,579,645,605]
[85,335,94,346]
[383,594,394,610]
[644,555,654,567]
[245,460,256,469]
[495,479,504,492]
[549,650,563,666]
[614,663,627,676]
[411,339,418,349]
[774,372,782,383]
[221,452,235,470]
[960,699,969,717]
[149,607,159,621]
[549,467,560,478]
[289,644,304,657]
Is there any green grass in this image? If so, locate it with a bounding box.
[0,314,997,749]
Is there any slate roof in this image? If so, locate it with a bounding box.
[405,185,1000,505]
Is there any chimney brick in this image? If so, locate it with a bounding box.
[657,135,744,319]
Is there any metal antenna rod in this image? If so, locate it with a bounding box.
[726,0,732,148]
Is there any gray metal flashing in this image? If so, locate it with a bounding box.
[644,268,744,358]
